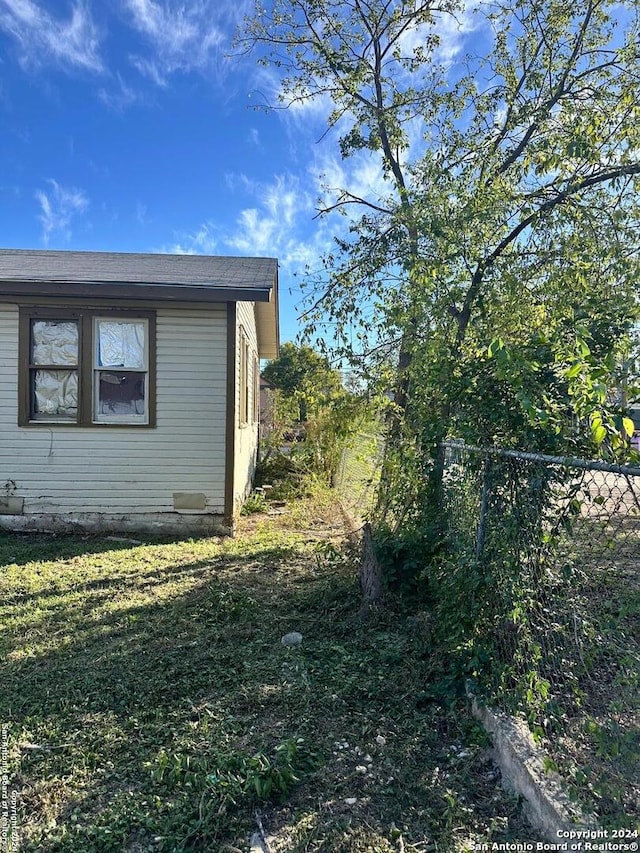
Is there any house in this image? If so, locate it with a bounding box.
[0,248,279,535]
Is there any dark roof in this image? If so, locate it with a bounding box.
[0,248,277,291]
[0,248,280,358]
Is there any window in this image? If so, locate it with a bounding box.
[19,308,155,427]
[28,319,79,422]
[253,356,260,424]
[239,327,250,426]
[93,318,148,423]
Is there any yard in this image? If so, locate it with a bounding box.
[0,487,537,852]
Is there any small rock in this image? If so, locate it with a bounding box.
[375,735,386,747]
[344,797,357,805]
[250,832,268,853]
[355,765,367,774]
[364,754,373,763]
[281,632,303,646]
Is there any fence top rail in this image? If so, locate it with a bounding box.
[441,440,640,478]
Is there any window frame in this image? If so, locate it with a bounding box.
[253,355,260,424]
[92,316,150,425]
[18,306,156,428]
[239,326,250,427]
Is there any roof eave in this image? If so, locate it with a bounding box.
[255,266,279,360]
[0,280,273,303]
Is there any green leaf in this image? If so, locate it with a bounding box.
[565,361,583,379]
[622,417,635,437]
[488,337,504,357]
[577,339,591,358]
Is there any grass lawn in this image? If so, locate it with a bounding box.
[0,489,536,852]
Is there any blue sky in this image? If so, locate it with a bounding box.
[0,0,322,344]
[0,0,478,345]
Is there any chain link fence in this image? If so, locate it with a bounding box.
[333,432,639,821]
[439,441,640,699]
[437,441,640,821]
[335,429,385,520]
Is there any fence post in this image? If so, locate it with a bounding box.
[476,454,492,561]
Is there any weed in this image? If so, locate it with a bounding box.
[254,453,308,501]
[241,491,269,515]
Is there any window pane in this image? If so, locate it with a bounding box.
[96,371,146,417]
[31,321,78,366]
[32,370,78,420]
[97,321,145,368]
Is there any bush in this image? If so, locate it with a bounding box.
[254,453,309,501]
[241,492,269,515]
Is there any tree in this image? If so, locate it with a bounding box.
[241,0,455,411]
[262,342,342,421]
[243,0,640,522]
[262,342,372,485]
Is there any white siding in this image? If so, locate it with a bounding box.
[0,304,227,517]
[234,301,259,511]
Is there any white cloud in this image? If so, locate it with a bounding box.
[225,171,257,194]
[129,55,167,88]
[97,73,141,109]
[135,201,148,225]
[224,173,319,265]
[35,179,89,245]
[250,64,335,129]
[163,173,331,272]
[433,3,486,63]
[311,146,395,225]
[164,222,219,255]
[393,6,480,67]
[0,0,103,72]
[123,0,247,83]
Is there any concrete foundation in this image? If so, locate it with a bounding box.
[0,510,232,537]
[470,694,596,847]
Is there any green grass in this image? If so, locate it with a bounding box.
[0,496,535,852]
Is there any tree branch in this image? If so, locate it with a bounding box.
[455,160,640,349]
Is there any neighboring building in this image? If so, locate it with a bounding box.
[0,248,278,535]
